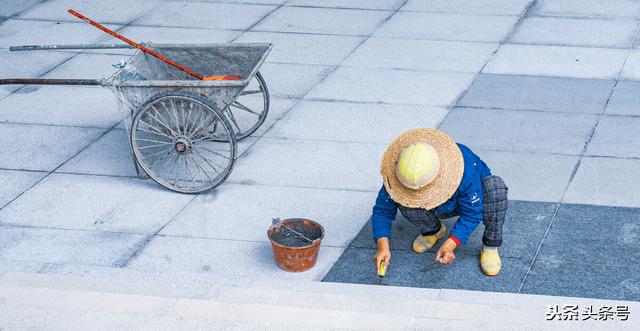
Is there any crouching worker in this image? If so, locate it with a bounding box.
[372,129,508,276]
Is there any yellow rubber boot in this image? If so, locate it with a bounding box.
[480,245,502,276]
[412,222,447,253]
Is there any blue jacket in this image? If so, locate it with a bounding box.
[371,143,491,246]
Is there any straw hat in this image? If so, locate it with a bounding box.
[380,128,464,210]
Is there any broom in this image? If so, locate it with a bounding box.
[68,9,241,81]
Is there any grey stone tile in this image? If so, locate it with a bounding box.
[606,80,640,116]
[0,0,43,19]
[212,0,285,4]
[0,225,144,266]
[0,123,104,171]
[342,38,498,73]
[535,0,640,19]
[564,157,640,208]
[538,203,640,267]
[459,74,615,114]
[137,2,275,30]
[127,236,345,285]
[402,0,531,16]
[374,12,518,43]
[160,183,375,247]
[479,150,578,202]
[510,17,638,48]
[586,116,640,158]
[484,44,629,79]
[285,0,404,10]
[522,258,640,301]
[0,170,47,208]
[266,100,448,143]
[254,7,391,36]
[229,137,383,191]
[0,86,121,128]
[621,50,640,81]
[439,108,597,155]
[258,62,332,98]
[0,49,71,82]
[323,247,530,293]
[56,129,138,177]
[307,67,475,106]
[0,173,193,233]
[18,0,160,24]
[116,25,240,44]
[235,31,364,66]
[0,19,122,49]
[350,200,557,261]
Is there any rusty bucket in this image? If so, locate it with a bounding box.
[268,218,325,272]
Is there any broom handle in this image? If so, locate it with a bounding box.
[67,9,205,80]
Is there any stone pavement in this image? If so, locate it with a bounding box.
[0,0,639,328]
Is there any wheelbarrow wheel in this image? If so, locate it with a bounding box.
[131,91,237,193]
[223,71,269,140]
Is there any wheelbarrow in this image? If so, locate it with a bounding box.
[0,42,272,193]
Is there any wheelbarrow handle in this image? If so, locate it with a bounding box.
[0,79,102,86]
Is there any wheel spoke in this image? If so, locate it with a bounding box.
[225,107,242,132]
[136,126,174,140]
[240,89,262,96]
[136,138,173,144]
[150,104,178,137]
[231,100,261,116]
[197,145,231,160]
[193,149,224,174]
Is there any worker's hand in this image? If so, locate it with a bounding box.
[435,238,457,265]
[374,237,391,269]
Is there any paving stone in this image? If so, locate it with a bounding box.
[343,38,498,73]
[266,100,448,143]
[137,2,275,30]
[235,31,364,66]
[439,108,597,155]
[606,80,640,116]
[213,0,285,4]
[0,173,194,233]
[510,17,638,48]
[534,0,640,19]
[254,7,391,36]
[0,123,104,171]
[586,116,640,158]
[323,247,530,293]
[0,226,144,266]
[17,0,160,24]
[0,0,43,19]
[564,157,640,208]
[350,200,557,261]
[0,19,121,49]
[459,74,615,114]
[478,150,578,202]
[621,50,640,81]
[0,170,47,209]
[0,86,120,128]
[483,44,629,79]
[229,137,383,191]
[117,25,240,44]
[258,62,332,98]
[56,129,138,177]
[522,258,640,301]
[0,49,71,82]
[160,183,375,247]
[285,0,404,10]
[127,236,345,286]
[402,0,532,16]
[307,67,475,106]
[374,12,518,43]
[538,204,640,268]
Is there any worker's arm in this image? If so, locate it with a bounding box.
[436,177,484,264]
[371,186,398,268]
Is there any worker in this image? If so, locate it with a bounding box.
[372,128,508,276]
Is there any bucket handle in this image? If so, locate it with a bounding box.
[271,218,314,243]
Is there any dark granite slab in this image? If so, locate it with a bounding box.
[459,74,615,114]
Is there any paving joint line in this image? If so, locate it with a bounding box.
[517,23,640,293]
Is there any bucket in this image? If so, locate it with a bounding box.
[267,218,325,272]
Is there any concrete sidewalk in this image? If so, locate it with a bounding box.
[1,0,639,328]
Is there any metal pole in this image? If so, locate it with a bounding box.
[0,79,102,86]
[9,44,135,51]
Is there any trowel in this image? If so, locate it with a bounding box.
[377,260,387,285]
